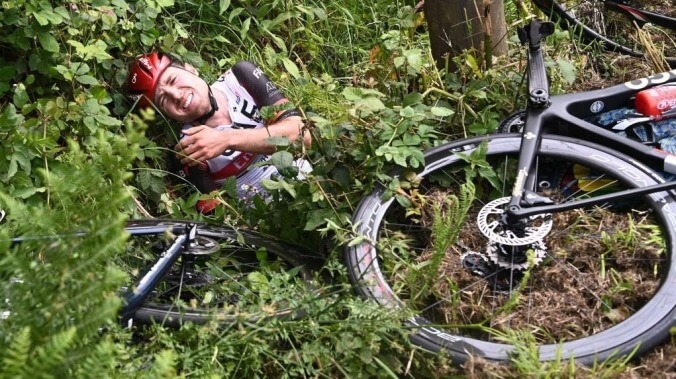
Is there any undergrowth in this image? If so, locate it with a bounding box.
[1,0,673,378]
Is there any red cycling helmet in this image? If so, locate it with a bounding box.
[127,52,172,108]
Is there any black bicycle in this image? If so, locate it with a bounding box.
[531,0,676,67]
[5,218,319,327]
[345,20,676,365]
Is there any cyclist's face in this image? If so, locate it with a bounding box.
[154,65,211,123]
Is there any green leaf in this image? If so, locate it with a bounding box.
[271,151,294,169]
[304,209,334,231]
[0,66,15,81]
[94,114,122,127]
[430,106,454,117]
[33,12,49,26]
[7,158,17,179]
[341,87,384,101]
[1,327,30,377]
[12,186,44,199]
[400,106,416,118]
[0,105,24,131]
[37,32,59,53]
[556,58,577,84]
[355,97,385,112]
[219,0,231,14]
[404,49,423,72]
[67,40,113,62]
[468,90,487,99]
[247,272,269,294]
[221,177,238,198]
[282,58,300,79]
[76,75,99,86]
[54,65,73,81]
[261,178,296,197]
[403,92,423,107]
[395,194,412,208]
[228,7,245,22]
[402,134,421,146]
[240,17,251,40]
[13,84,29,108]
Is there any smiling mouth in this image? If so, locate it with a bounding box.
[183,93,193,109]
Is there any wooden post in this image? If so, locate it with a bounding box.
[424,0,507,71]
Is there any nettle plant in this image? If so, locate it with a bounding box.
[0,0,176,209]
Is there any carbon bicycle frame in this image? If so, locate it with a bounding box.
[5,221,198,325]
[504,21,676,220]
[531,0,676,58]
[118,223,196,324]
[605,1,676,30]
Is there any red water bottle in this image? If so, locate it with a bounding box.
[635,85,676,119]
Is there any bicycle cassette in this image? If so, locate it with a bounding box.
[485,240,547,271]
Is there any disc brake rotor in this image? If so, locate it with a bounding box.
[477,197,552,246]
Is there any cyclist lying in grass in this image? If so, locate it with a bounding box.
[126,52,312,213]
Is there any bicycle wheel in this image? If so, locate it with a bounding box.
[345,134,676,365]
[534,0,676,67]
[122,219,319,327]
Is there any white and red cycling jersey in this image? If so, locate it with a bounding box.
[178,61,310,207]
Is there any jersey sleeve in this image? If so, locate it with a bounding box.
[230,60,287,107]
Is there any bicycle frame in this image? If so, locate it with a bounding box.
[505,20,676,221]
[4,221,199,325]
[605,1,676,30]
[118,223,195,325]
[531,0,676,59]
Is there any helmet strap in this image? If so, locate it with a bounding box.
[195,85,219,125]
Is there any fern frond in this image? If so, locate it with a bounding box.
[1,326,32,378]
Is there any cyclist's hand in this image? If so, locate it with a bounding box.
[175,126,229,166]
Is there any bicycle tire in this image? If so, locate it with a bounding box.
[345,134,676,365]
[533,0,676,67]
[123,219,319,327]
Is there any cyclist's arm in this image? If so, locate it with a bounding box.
[177,61,310,164]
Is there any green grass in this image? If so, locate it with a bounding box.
[1,0,673,377]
